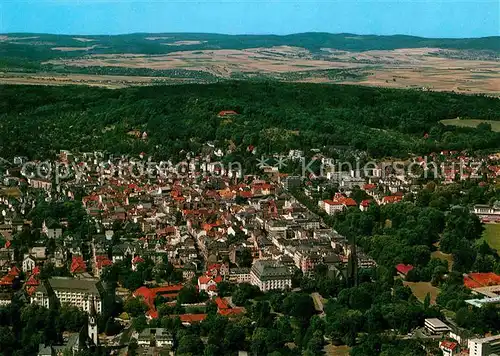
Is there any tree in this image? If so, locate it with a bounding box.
[216,281,233,297]
[121,271,144,291]
[128,339,138,356]
[124,297,148,317]
[222,323,246,354]
[132,315,148,333]
[177,285,199,304]
[281,293,315,327]
[105,317,122,336]
[177,334,204,355]
[59,305,87,332]
[0,326,16,354]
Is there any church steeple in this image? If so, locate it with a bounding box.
[88,296,99,346]
[346,236,358,287]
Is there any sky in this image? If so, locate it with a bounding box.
[0,0,498,38]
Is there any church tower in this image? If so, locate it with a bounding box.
[346,235,358,287]
[88,296,99,346]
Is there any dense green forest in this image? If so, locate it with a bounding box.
[0,82,499,161]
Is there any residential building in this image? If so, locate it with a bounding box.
[137,328,174,348]
[0,292,12,306]
[439,340,460,356]
[468,334,500,356]
[229,267,251,284]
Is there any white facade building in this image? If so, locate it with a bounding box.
[468,334,500,356]
[31,277,103,313]
[250,260,292,292]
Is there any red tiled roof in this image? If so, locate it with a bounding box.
[464,276,482,289]
[0,274,15,286]
[132,256,144,264]
[239,191,253,198]
[146,309,159,319]
[360,199,372,207]
[382,195,403,204]
[218,110,238,116]
[215,297,229,310]
[395,264,414,275]
[133,284,184,311]
[96,255,112,269]
[440,340,458,351]
[465,272,500,288]
[27,286,36,296]
[70,256,86,274]
[26,275,39,286]
[179,314,207,323]
[9,266,20,276]
[342,197,357,207]
[219,307,245,316]
[198,276,211,284]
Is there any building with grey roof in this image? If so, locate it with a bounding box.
[250,259,292,292]
[31,277,104,313]
[137,328,174,348]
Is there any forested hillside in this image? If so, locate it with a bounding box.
[0,82,499,161]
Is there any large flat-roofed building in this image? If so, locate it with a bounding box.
[31,277,104,313]
[468,334,500,356]
[425,318,451,334]
[250,260,292,292]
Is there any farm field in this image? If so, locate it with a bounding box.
[1,32,499,93]
[40,46,500,94]
[482,223,500,253]
[441,118,500,132]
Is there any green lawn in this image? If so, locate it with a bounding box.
[440,118,500,132]
[482,224,500,254]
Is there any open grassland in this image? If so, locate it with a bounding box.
[403,281,440,305]
[482,223,500,254]
[441,118,500,132]
[324,344,351,356]
[0,187,22,198]
[431,250,454,271]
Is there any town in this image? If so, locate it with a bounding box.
[1,140,500,356]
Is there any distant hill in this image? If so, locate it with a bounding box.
[0,32,498,94]
[1,32,499,62]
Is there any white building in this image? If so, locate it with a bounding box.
[31,277,103,313]
[22,254,36,273]
[229,268,251,284]
[424,318,451,334]
[0,292,12,307]
[468,334,500,356]
[137,328,174,348]
[250,260,292,292]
